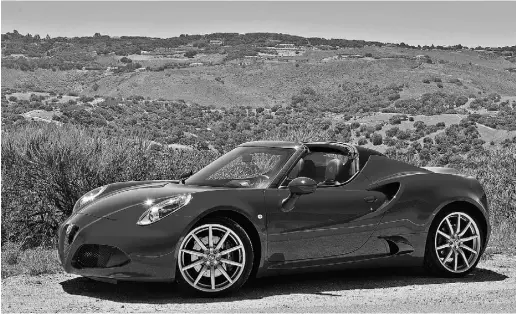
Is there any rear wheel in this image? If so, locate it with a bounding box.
[424,210,483,277]
[176,217,254,296]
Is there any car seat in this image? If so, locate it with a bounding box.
[298,159,317,182]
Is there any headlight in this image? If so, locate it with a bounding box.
[137,194,192,226]
[73,185,108,213]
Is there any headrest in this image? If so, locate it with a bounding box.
[325,158,344,183]
[299,159,317,179]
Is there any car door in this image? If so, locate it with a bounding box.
[265,184,386,262]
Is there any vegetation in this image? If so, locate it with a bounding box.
[2,30,516,277]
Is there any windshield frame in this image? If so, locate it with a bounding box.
[184,146,299,188]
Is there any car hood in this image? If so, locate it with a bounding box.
[77,181,221,219]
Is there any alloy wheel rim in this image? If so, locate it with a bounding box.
[434,212,481,273]
[178,224,246,292]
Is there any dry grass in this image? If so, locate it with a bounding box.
[1,243,61,279]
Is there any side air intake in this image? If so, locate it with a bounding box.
[370,182,400,201]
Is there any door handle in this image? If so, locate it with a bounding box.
[364,196,377,203]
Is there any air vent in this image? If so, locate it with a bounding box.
[72,244,130,269]
[370,182,400,200]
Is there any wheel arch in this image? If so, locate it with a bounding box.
[175,206,264,281]
[427,199,490,252]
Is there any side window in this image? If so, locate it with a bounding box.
[298,151,355,186]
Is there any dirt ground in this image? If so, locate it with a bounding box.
[2,254,516,313]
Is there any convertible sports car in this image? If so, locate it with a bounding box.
[58,141,490,296]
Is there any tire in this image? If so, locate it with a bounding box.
[176,217,254,296]
[424,208,484,277]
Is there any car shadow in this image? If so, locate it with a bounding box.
[59,266,508,304]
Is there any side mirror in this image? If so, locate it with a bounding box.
[288,177,317,195]
[282,177,317,212]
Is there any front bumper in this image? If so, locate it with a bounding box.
[58,213,185,282]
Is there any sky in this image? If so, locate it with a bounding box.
[1,1,516,47]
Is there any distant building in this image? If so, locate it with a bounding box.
[209,39,223,46]
[189,62,204,67]
[154,47,175,54]
[276,43,296,49]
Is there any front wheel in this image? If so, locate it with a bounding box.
[424,210,483,277]
[176,217,254,296]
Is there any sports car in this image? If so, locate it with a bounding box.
[58,141,490,296]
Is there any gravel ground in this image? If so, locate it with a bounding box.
[2,254,516,313]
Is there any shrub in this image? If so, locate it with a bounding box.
[422,79,431,84]
[184,50,198,58]
[414,121,426,130]
[448,78,463,86]
[357,137,368,145]
[120,57,132,63]
[387,93,400,101]
[396,130,411,140]
[384,136,396,146]
[1,124,218,246]
[8,96,17,102]
[385,126,400,137]
[371,133,383,145]
[437,83,443,88]
[350,122,360,129]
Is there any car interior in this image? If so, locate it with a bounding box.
[283,149,356,187]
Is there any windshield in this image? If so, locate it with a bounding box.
[185,146,295,188]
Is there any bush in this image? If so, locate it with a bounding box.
[350,122,360,129]
[387,93,400,101]
[357,137,368,145]
[120,57,132,63]
[371,133,383,145]
[448,78,463,86]
[385,126,400,137]
[1,123,218,246]
[184,50,198,58]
